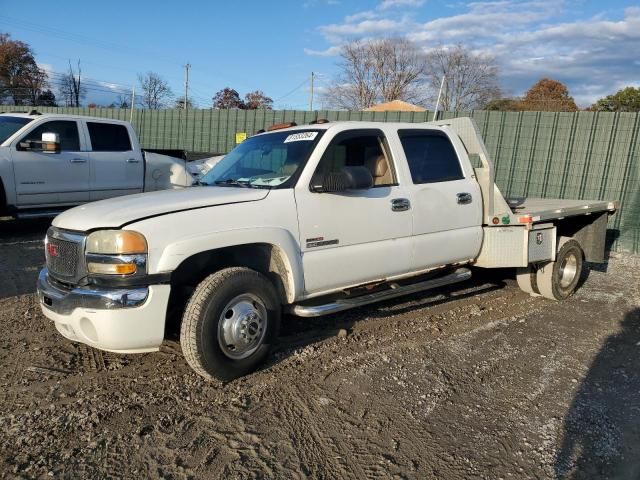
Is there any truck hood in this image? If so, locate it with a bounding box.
[52,187,270,232]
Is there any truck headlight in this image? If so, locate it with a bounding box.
[86,230,148,275]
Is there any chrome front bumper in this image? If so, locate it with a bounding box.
[37,268,148,315]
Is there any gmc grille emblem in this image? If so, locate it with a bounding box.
[47,243,59,257]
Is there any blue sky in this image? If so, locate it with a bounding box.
[1,0,638,108]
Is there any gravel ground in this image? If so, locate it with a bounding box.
[1,219,639,479]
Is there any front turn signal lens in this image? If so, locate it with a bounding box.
[87,262,138,275]
[86,230,147,255]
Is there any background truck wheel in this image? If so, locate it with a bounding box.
[516,266,540,295]
[536,239,584,301]
[180,267,281,381]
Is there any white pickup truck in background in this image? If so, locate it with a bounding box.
[0,112,193,219]
[37,117,617,381]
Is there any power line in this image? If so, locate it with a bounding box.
[47,71,132,89]
[0,15,167,61]
[273,78,310,103]
[0,15,257,92]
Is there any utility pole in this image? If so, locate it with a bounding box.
[432,74,446,121]
[309,71,315,111]
[183,63,191,150]
[184,63,191,110]
[130,86,135,123]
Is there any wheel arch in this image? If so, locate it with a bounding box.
[169,242,299,305]
[0,177,6,215]
[162,239,300,340]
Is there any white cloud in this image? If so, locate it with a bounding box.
[379,0,425,9]
[98,82,122,90]
[37,63,54,75]
[319,18,410,43]
[345,10,380,23]
[304,0,340,7]
[308,0,640,106]
[304,46,343,56]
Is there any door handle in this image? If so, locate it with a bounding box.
[457,192,473,205]
[127,158,140,163]
[70,158,86,163]
[391,198,411,212]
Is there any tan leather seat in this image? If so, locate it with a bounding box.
[365,154,393,186]
[280,161,299,176]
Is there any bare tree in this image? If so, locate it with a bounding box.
[424,45,501,111]
[113,93,131,109]
[58,60,86,107]
[138,72,172,109]
[22,64,48,105]
[324,41,377,110]
[174,95,194,109]
[370,38,426,104]
[324,38,427,110]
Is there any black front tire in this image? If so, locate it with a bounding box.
[180,267,281,381]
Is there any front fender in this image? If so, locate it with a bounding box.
[155,227,304,303]
[0,149,16,209]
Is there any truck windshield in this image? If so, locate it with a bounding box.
[200,130,323,188]
[0,116,34,144]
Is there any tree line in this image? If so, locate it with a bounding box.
[1,32,639,112]
[132,73,274,110]
[0,33,274,110]
[322,38,640,113]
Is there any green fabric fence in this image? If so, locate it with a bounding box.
[1,106,638,254]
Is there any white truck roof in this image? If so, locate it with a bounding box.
[272,121,444,130]
[0,112,131,125]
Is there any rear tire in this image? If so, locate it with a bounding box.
[180,267,281,381]
[516,266,540,295]
[536,240,584,301]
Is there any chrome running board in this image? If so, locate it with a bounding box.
[289,268,472,318]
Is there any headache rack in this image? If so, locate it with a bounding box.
[426,117,617,268]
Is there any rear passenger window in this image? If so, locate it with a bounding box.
[87,122,132,152]
[399,130,463,184]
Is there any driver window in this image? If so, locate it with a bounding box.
[22,121,80,151]
[315,131,395,187]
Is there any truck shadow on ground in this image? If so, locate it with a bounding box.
[272,268,510,359]
[555,307,640,479]
[0,218,49,299]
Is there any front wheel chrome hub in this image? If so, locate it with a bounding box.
[218,294,267,360]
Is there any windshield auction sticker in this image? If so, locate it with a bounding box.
[284,132,318,143]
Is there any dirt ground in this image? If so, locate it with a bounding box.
[0,219,639,480]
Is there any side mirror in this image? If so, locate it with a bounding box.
[311,165,374,193]
[16,132,60,153]
[41,132,60,153]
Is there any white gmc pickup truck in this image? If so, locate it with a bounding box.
[37,117,617,381]
[0,112,192,219]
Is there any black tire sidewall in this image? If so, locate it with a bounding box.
[198,271,280,381]
[551,241,583,299]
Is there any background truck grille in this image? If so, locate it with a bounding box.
[46,231,83,280]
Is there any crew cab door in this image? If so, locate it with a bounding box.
[295,129,413,295]
[397,128,483,270]
[85,121,143,201]
[11,119,90,206]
